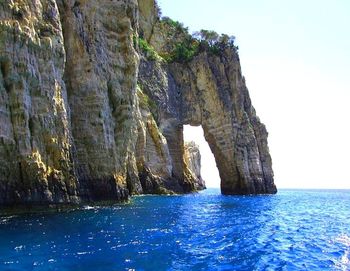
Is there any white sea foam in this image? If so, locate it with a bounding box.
[82,206,96,210]
[335,234,350,271]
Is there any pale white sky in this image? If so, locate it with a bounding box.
[160,0,350,189]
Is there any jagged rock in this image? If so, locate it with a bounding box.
[184,141,206,190]
[0,0,276,207]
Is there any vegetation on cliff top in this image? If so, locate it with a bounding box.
[137,15,239,63]
[161,17,189,33]
[167,30,238,63]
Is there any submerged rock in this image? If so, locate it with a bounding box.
[0,0,276,207]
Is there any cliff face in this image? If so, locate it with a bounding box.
[0,0,78,204]
[0,0,276,206]
[57,0,139,201]
[0,0,139,205]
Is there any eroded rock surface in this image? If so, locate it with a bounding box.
[57,0,139,201]
[0,0,276,206]
[0,0,78,204]
[184,141,206,190]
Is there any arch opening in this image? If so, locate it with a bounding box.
[183,125,220,189]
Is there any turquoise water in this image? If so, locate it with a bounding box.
[0,189,349,271]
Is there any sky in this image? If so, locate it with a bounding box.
[159,0,350,189]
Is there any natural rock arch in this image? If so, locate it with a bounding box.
[138,48,277,195]
[136,0,276,195]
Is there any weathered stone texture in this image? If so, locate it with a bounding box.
[57,0,139,201]
[184,141,206,190]
[0,0,78,205]
[0,0,276,207]
[171,51,276,194]
[135,86,184,194]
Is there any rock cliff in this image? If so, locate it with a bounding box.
[0,0,276,206]
[137,4,277,195]
[184,141,206,190]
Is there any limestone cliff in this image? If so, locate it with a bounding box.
[57,0,139,201]
[0,0,78,204]
[0,0,138,205]
[0,0,276,206]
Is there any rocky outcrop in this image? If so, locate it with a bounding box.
[184,141,206,190]
[0,0,276,206]
[137,11,277,195]
[170,53,276,194]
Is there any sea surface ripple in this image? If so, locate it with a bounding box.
[0,189,349,271]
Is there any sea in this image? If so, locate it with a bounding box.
[0,189,349,271]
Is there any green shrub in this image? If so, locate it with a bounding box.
[208,44,220,55]
[164,29,239,62]
[193,30,239,55]
[135,18,239,64]
[172,41,199,62]
[161,17,188,33]
[137,37,158,61]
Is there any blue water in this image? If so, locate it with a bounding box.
[0,189,349,271]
